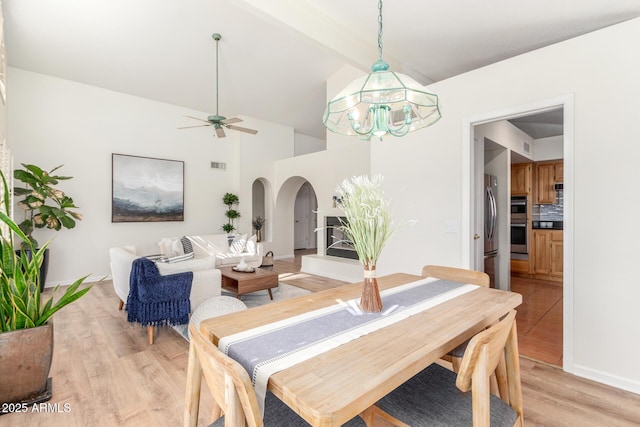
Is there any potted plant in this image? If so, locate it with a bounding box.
[221,192,240,235]
[0,171,91,406]
[13,164,82,290]
[252,215,265,242]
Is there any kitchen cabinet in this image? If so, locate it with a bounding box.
[532,229,563,281]
[511,163,532,195]
[535,161,563,204]
[510,258,530,275]
[555,163,564,183]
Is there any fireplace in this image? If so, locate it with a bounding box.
[325,216,358,260]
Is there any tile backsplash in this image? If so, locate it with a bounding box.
[532,189,564,220]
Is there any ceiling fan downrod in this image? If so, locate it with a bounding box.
[211,33,223,121]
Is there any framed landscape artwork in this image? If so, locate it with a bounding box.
[112,153,184,222]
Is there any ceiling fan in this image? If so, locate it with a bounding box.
[179,33,257,138]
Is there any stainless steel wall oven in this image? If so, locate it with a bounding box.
[510,196,528,254]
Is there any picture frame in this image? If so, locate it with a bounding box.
[112,153,184,222]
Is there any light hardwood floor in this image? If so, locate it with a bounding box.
[3,255,639,426]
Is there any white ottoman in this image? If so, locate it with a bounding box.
[188,296,247,338]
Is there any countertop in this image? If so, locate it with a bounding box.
[532,220,563,230]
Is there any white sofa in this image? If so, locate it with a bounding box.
[108,245,221,313]
[109,233,262,312]
[184,233,264,268]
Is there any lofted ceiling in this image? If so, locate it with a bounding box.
[3,0,640,140]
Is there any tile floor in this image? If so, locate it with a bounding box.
[511,275,563,366]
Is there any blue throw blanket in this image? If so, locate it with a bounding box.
[126,257,193,327]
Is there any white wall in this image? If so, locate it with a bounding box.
[8,69,239,285]
[535,135,564,161]
[369,18,640,393]
[267,143,370,259]
[255,63,371,260]
[294,132,325,156]
[235,115,295,236]
[476,120,535,161]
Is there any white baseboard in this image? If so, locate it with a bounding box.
[44,274,108,288]
[572,363,640,395]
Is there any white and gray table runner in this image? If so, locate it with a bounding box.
[218,277,478,415]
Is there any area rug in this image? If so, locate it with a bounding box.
[171,283,311,341]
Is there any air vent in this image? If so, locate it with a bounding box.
[523,141,531,153]
[210,161,227,170]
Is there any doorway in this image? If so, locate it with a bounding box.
[293,181,318,250]
[465,94,574,372]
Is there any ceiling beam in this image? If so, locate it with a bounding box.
[231,0,432,83]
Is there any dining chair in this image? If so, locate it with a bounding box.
[421,265,490,372]
[183,323,367,427]
[372,310,523,427]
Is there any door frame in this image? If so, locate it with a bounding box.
[461,93,575,373]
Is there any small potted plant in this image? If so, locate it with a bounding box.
[252,215,265,242]
[0,170,91,406]
[13,164,82,289]
[221,192,240,236]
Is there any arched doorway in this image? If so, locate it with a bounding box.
[251,178,272,242]
[294,181,318,250]
[273,177,318,258]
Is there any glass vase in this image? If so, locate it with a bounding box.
[360,264,383,313]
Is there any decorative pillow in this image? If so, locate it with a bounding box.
[181,236,194,254]
[159,238,174,256]
[229,234,248,254]
[187,236,218,257]
[156,252,194,263]
[171,238,185,256]
[245,234,258,254]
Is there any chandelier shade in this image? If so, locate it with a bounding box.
[323,0,441,140]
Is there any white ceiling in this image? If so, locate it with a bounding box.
[4,0,640,140]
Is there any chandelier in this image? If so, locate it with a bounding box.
[323,0,441,140]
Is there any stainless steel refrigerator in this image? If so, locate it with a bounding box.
[484,174,498,288]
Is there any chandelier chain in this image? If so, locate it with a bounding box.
[215,36,219,115]
[377,0,384,59]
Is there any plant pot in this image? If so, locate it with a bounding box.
[0,323,53,405]
[15,249,50,293]
[256,229,262,242]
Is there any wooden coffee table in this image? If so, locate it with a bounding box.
[220,266,278,300]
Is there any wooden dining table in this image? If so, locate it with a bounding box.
[198,272,522,426]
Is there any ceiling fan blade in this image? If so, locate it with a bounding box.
[184,115,212,124]
[221,117,242,125]
[178,124,213,129]
[215,127,226,138]
[227,125,258,135]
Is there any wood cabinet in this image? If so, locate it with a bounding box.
[510,258,530,275]
[535,161,563,204]
[554,163,564,183]
[511,163,532,195]
[532,229,563,281]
